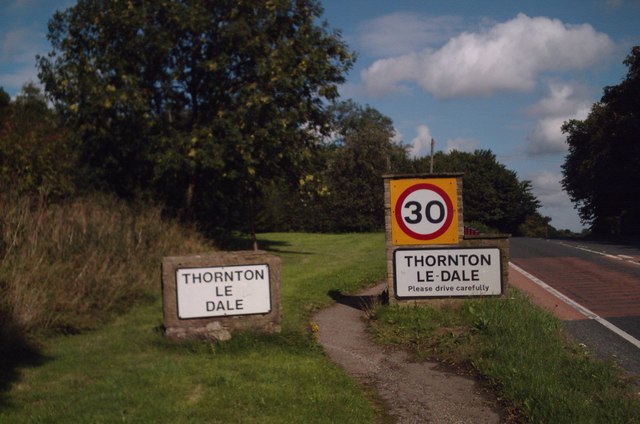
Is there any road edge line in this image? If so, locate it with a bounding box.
[509,262,640,349]
[557,241,640,266]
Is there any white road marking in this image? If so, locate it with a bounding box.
[509,262,640,350]
[556,241,640,266]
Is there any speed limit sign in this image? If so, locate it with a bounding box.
[390,178,459,245]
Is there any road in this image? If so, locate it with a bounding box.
[510,237,640,383]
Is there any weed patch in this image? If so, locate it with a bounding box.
[0,192,211,337]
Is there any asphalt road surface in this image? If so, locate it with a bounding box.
[510,237,640,383]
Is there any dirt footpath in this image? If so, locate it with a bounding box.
[313,283,502,423]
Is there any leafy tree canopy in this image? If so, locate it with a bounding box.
[323,100,409,231]
[562,46,640,235]
[258,101,409,233]
[0,83,75,197]
[0,87,10,122]
[414,149,540,235]
[37,0,355,241]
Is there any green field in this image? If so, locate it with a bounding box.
[2,231,639,423]
[0,233,386,423]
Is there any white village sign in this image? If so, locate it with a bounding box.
[176,264,272,319]
[393,247,502,298]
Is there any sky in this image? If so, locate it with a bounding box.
[1,0,639,232]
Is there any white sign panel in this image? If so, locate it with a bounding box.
[176,264,271,319]
[394,248,502,298]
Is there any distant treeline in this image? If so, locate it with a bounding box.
[0,86,549,238]
[0,0,571,240]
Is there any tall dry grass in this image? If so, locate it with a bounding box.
[0,192,212,337]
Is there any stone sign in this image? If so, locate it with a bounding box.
[162,250,280,341]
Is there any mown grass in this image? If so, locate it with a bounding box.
[1,303,379,423]
[264,232,386,331]
[0,206,386,423]
[2,195,639,423]
[371,289,640,423]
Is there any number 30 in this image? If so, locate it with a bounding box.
[404,200,445,224]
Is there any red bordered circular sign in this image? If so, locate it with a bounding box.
[394,183,454,240]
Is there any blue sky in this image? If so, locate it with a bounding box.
[1,0,639,231]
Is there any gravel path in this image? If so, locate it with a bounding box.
[313,283,502,423]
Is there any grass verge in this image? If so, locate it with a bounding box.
[3,210,638,423]
[0,232,386,423]
[370,288,640,423]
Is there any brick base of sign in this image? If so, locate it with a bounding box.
[161,251,281,341]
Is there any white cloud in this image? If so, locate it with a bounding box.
[530,170,569,208]
[391,128,404,145]
[529,169,584,231]
[528,81,590,117]
[409,124,434,158]
[360,53,421,95]
[355,12,465,57]
[526,116,572,155]
[445,137,478,153]
[526,81,592,155]
[361,13,614,98]
[408,126,478,158]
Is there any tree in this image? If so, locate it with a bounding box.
[517,213,554,238]
[0,87,10,124]
[323,101,409,231]
[255,101,411,232]
[413,150,540,234]
[0,83,75,197]
[562,46,640,235]
[37,0,354,247]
